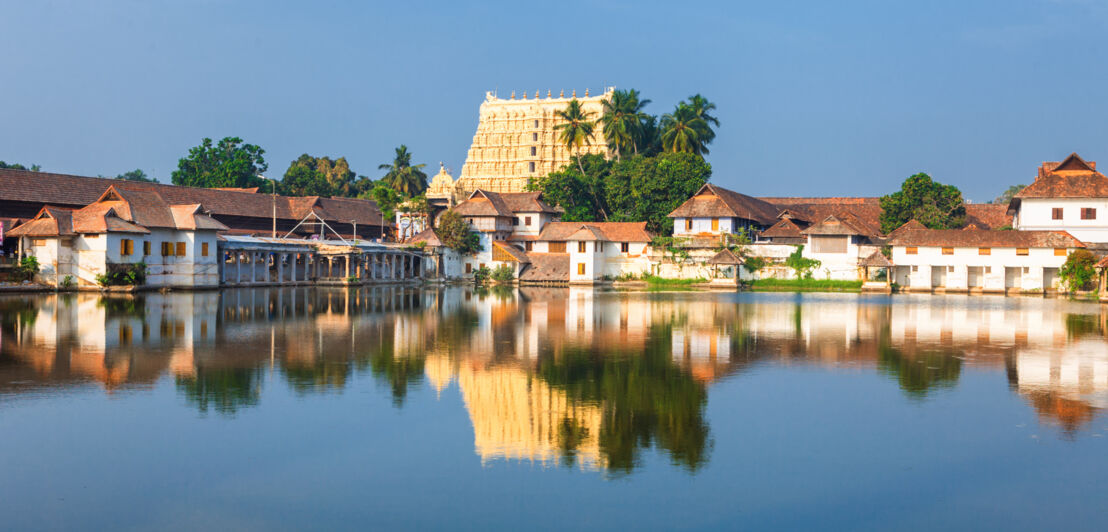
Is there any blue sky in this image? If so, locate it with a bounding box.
[2,0,1107,201]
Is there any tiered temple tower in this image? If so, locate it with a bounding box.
[428,88,614,204]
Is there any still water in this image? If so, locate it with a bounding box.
[1,287,1107,530]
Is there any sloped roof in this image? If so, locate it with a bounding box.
[801,214,870,236]
[453,190,514,217]
[887,219,928,238]
[519,252,569,282]
[498,192,558,214]
[887,228,1084,248]
[0,168,384,227]
[860,250,892,267]
[537,221,653,242]
[5,207,75,237]
[668,184,779,225]
[707,248,744,265]
[965,204,1012,229]
[99,186,177,228]
[1014,153,1108,201]
[761,218,805,238]
[170,204,230,231]
[1097,255,1108,269]
[407,228,443,247]
[492,241,530,262]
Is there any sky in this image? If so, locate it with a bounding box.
[3,0,1108,202]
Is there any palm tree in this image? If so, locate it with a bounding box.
[553,99,596,176]
[685,94,719,144]
[660,104,710,155]
[378,145,428,198]
[599,89,652,160]
[639,115,662,156]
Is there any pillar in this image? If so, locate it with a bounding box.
[235,253,242,284]
[250,252,257,283]
[278,253,285,284]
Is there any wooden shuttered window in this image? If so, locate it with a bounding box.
[941,247,954,255]
[120,239,134,256]
[577,242,586,253]
[549,241,566,253]
[1081,208,1097,220]
[1052,208,1063,220]
[978,247,990,255]
[175,242,186,256]
[161,242,172,256]
[1054,248,1067,256]
[201,242,209,257]
[577,263,586,275]
[1016,248,1029,256]
[143,241,151,256]
[711,218,719,231]
[905,247,918,255]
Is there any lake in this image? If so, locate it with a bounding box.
[1,287,1106,531]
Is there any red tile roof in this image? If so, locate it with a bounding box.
[707,249,743,265]
[1015,153,1108,200]
[668,184,779,225]
[520,252,570,282]
[537,221,653,242]
[801,214,871,236]
[888,228,1084,248]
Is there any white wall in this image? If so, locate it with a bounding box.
[672,217,735,236]
[1015,198,1108,243]
[890,244,1074,291]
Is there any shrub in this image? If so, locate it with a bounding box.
[14,256,39,281]
[491,264,515,282]
[60,275,75,289]
[95,262,147,287]
[743,256,768,274]
[472,265,491,283]
[1059,249,1097,291]
[785,245,821,279]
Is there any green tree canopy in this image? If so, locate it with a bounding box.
[280,154,360,197]
[114,169,157,183]
[600,89,651,160]
[368,184,401,223]
[1059,249,1097,291]
[660,104,711,155]
[378,145,428,197]
[436,210,482,254]
[171,137,268,189]
[0,161,41,171]
[554,98,597,175]
[878,173,967,233]
[994,184,1027,204]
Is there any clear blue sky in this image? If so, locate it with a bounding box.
[3,0,1107,202]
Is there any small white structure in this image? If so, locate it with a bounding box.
[1009,153,1108,244]
[887,221,1085,292]
[8,185,227,288]
[669,183,778,238]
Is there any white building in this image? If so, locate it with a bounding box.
[8,185,227,288]
[887,221,1085,292]
[1009,153,1108,243]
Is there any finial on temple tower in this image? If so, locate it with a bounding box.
[559,89,564,98]
[510,90,515,99]
[534,90,539,99]
[572,89,577,98]
[585,88,590,97]
[547,89,552,98]
[521,90,526,100]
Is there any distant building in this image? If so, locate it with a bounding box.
[1009,153,1108,244]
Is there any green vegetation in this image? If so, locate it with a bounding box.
[1059,248,1097,291]
[650,236,692,263]
[280,154,369,198]
[472,265,491,283]
[490,264,515,282]
[172,136,268,189]
[0,161,41,171]
[13,256,39,282]
[436,210,482,254]
[113,169,157,182]
[377,145,428,198]
[643,274,706,286]
[748,278,862,291]
[94,262,147,287]
[177,367,264,415]
[742,256,768,274]
[878,345,962,399]
[599,89,651,160]
[60,275,75,289]
[879,172,967,233]
[994,184,1027,204]
[784,245,821,279]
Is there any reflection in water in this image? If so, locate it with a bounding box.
[2,289,1107,473]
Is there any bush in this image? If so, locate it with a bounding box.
[743,256,768,274]
[14,256,39,281]
[491,264,515,282]
[95,262,147,287]
[785,245,821,279]
[472,265,491,283]
[1059,249,1097,291]
[60,275,75,289]
[438,210,482,255]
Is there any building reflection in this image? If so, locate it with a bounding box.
[2,289,1107,471]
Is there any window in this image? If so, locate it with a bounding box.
[549,241,566,253]
[532,133,538,141]
[143,241,151,255]
[1055,248,1067,256]
[1023,267,1029,274]
[31,238,46,246]
[530,147,537,156]
[1081,208,1097,220]
[525,216,532,226]
[1052,207,1063,220]
[1016,248,1029,256]
[621,242,629,253]
[685,219,693,231]
[512,217,520,226]
[525,241,533,251]
[811,235,848,254]
[529,162,536,173]
[201,242,209,257]
[942,247,954,255]
[120,239,134,256]
[465,263,472,274]
[911,265,918,272]
[578,241,587,253]
[948,266,955,273]
[577,263,586,275]
[979,247,990,255]
[161,242,172,256]
[906,247,918,255]
[598,242,604,253]
[534,120,539,127]
[175,242,186,256]
[985,266,991,274]
[711,218,719,231]
[479,263,485,270]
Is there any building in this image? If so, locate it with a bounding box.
[427,88,613,205]
[887,221,1084,292]
[7,185,228,288]
[1008,152,1108,244]
[0,168,386,242]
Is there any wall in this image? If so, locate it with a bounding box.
[672,217,736,237]
[1015,198,1108,243]
[890,244,1073,291]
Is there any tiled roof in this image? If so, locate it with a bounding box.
[760,218,805,238]
[0,168,384,227]
[493,241,531,262]
[801,214,870,236]
[1015,153,1108,200]
[520,252,569,282]
[498,191,558,213]
[707,249,743,265]
[537,221,652,242]
[859,250,892,267]
[407,228,442,247]
[5,207,75,237]
[668,184,779,225]
[965,204,1012,229]
[888,228,1084,248]
[453,190,514,217]
[170,204,230,231]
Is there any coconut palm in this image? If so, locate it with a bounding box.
[685,94,719,145]
[378,145,428,198]
[553,99,596,175]
[660,104,710,155]
[599,89,652,160]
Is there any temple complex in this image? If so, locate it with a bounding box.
[427,88,614,205]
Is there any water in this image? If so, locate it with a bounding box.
[1,287,1106,531]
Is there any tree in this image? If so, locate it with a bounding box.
[171,137,267,189]
[785,245,821,279]
[1059,249,1097,291]
[114,169,157,183]
[0,161,41,171]
[660,104,710,155]
[378,145,428,198]
[554,98,597,175]
[368,184,401,224]
[879,173,967,234]
[527,154,610,222]
[280,154,360,197]
[994,184,1027,204]
[684,94,719,143]
[436,210,482,255]
[600,89,651,160]
[606,152,711,233]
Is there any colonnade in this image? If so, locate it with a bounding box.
[219,247,423,286]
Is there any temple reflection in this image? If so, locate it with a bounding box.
[2,289,1107,471]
